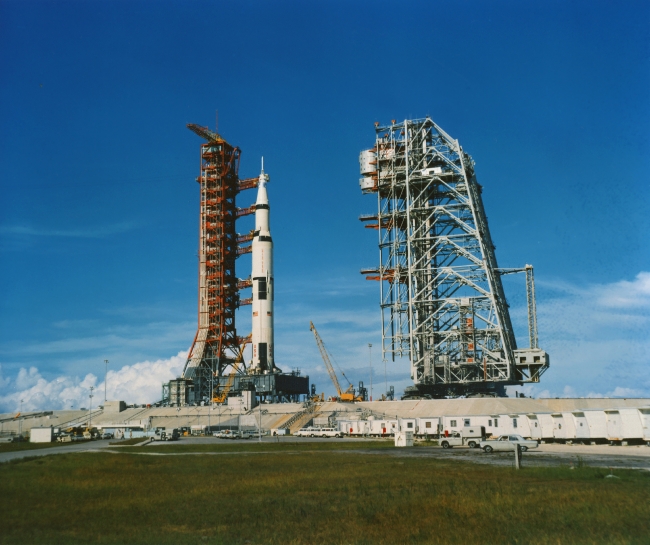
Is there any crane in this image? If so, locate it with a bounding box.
[309,321,363,402]
[186,123,224,143]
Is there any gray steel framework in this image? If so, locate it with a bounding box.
[360,118,548,397]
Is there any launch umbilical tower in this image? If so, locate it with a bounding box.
[169,123,308,405]
[359,118,549,398]
[180,124,257,402]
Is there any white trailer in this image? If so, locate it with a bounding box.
[638,408,650,445]
[537,413,555,442]
[551,413,574,442]
[368,419,397,436]
[605,409,644,444]
[526,415,542,440]
[497,414,533,438]
[416,417,439,438]
[583,410,608,443]
[343,420,370,436]
[30,427,53,443]
[398,418,417,434]
[571,411,590,442]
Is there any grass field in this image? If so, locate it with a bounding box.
[1,443,648,545]
[0,440,90,453]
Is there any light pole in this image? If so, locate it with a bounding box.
[104,360,108,402]
[368,343,373,401]
[384,358,388,397]
[19,399,24,436]
[89,387,94,429]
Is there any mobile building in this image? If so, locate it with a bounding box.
[416,417,439,438]
[398,418,417,434]
[571,411,590,442]
[341,420,370,436]
[496,414,533,438]
[638,408,650,444]
[551,413,576,443]
[605,409,644,443]
[582,410,608,443]
[526,414,542,440]
[536,413,556,442]
[30,427,53,443]
[368,419,397,436]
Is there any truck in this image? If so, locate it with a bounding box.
[153,428,180,441]
[439,427,486,449]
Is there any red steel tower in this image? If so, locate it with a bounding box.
[181,124,257,402]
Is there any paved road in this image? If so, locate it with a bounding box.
[2,437,649,470]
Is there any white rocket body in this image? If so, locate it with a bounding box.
[251,167,274,373]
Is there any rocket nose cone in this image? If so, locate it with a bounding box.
[256,172,270,205]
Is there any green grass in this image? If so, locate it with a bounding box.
[123,439,395,454]
[0,449,648,545]
[0,440,89,453]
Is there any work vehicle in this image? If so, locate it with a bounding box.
[480,434,538,453]
[153,428,179,441]
[310,321,364,402]
[439,427,486,449]
[271,428,289,436]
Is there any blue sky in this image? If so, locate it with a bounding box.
[1,0,648,411]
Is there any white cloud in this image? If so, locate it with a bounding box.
[510,272,650,398]
[0,222,138,239]
[0,351,186,413]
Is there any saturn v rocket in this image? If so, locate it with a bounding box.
[250,164,274,373]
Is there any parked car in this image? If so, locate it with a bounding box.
[100,432,114,440]
[480,435,538,453]
[294,427,316,437]
[312,428,342,438]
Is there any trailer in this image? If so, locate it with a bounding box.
[526,415,543,440]
[368,419,397,436]
[497,414,533,438]
[30,427,53,443]
[605,409,644,444]
[343,420,370,436]
[536,413,555,442]
[583,410,608,443]
[570,411,590,442]
[416,417,439,438]
[398,418,417,434]
[638,408,650,445]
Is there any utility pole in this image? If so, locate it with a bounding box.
[368,344,373,401]
[258,398,262,442]
[89,387,94,428]
[104,360,108,402]
[19,399,23,436]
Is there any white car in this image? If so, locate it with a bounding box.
[294,427,316,437]
[312,428,342,438]
[480,435,538,453]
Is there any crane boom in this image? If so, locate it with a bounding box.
[186,123,225,143]
[310,321,362,402]
[310,321,343,397]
